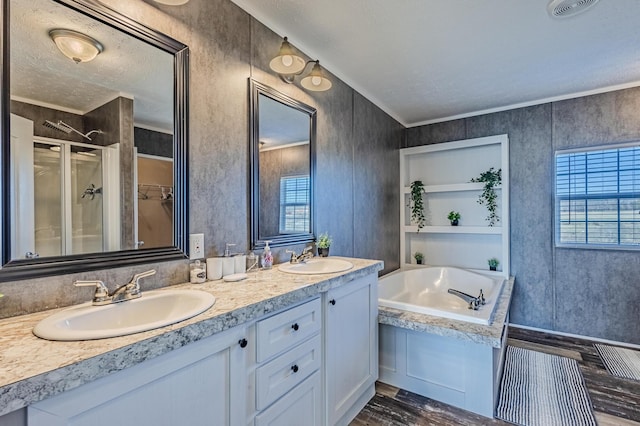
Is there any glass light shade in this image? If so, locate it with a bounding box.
[49,29,104,64]
[300,61,332,91]
[153,0,190,4]
[269,37,306,75]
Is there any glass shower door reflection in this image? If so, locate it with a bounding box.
[33,144,63,257]
[71,149,103,255]
[33,142,105,257]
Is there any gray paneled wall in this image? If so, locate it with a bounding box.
[0,0,401,317]
[406,87,640,344]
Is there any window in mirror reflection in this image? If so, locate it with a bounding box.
[279,175,310,234]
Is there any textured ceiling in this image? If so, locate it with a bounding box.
[230,0,640,127]
[10,0,173,132]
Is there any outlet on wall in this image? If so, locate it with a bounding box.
[189,233,204,260]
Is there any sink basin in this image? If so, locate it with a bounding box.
[278,258,354,275]
[33,289,215,341]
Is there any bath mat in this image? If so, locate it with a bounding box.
[595,344,640,381]
[496,346,597,426]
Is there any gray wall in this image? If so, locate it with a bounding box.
[406,87,640,344]
[0,0,401,318]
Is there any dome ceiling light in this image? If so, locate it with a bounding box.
[49,29,103,64]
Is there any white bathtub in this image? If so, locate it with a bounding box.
[378,266,504,325]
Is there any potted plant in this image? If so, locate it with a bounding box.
[414,252,424,265]
[447,211,461,226]
[470,168,502,226]
[317,232,332,257]
[488,258,499,271]
[409,180,426,231]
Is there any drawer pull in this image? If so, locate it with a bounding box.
[291,364,299,373]
[329,299,336,306]
[291,323,299,331]
[239,338,248,348]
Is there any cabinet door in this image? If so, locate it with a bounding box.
[325,274,378,425]
[28,326,247,426]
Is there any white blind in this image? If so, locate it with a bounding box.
[556,146,640,246]
[279,175,310,234]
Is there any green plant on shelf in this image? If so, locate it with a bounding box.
[414,252,424,265]
[470,168,501,226]
[488,257,499,271]
[447,211,460,225]
[409,180,426,231]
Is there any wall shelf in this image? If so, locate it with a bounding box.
[400,134,510,275]
[403,225,502,235]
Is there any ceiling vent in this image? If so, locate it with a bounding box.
[547,0,600,18]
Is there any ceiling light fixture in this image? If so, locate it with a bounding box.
[49,29,103,64]
[269,37,332,92]
[153,0,190,5]
[547,0,600,18]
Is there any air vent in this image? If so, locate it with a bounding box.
[548,0,600,18]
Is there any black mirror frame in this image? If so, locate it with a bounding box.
[0,0,189,282]
[249,79,316,249]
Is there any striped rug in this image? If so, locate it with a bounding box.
[496,346,597,426]
[595,344,640,381]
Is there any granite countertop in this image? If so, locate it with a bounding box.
[0,257,383,416]
[378,276,515,348]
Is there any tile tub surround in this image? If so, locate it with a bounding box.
[378,276,514,348]
[0,257,382,416]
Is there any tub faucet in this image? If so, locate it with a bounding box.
[286,246,314,264]
[447,288,481,310]
[74,270,156,306]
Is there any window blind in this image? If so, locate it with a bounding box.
[556,146,640,247]
[279,175,310,234]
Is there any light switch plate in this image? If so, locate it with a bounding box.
[189,233,204,259]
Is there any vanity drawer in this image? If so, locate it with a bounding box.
[256,334,321,411]
[256,297,321,362]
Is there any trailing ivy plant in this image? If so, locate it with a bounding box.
[409,180,426,231]
[470,168,502,226]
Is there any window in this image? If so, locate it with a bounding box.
[555,144,640,248]
[279,175,310,234]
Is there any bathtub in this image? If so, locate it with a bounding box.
[378,266,504,325]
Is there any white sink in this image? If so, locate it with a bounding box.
[278,258,354,275]
[33,289,215,341]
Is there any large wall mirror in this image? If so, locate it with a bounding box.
[0,0,189,281]
[250,80,316,249]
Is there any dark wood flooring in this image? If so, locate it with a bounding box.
[351,326,640,426]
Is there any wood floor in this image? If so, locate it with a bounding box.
[351,326,640,426]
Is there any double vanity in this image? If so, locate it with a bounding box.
[0,257,383,425]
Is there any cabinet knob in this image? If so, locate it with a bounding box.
[329,299,336,306]
[238,338,248,348]
[291,323,299,331]
[291,364,299,373]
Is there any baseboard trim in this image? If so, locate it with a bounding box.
[509,323,640,350]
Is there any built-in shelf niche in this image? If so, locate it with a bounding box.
[399,134,509,275]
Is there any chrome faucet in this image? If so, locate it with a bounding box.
[447,288,485,310]
[74,270,156,306]
[286,246,314,264]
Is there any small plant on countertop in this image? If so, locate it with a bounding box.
[447,211,461,226]
[317,232,332,249]
[317,232,332,257]
[471,168,502,226]
[409,180,426,231]
[414,252,424,265]
[488,257,499,271]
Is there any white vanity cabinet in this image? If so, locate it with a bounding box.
[28,325,248,426]
[324,274,378,425]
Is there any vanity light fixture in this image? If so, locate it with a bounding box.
[270,37,332,92]
[49,29,104,64]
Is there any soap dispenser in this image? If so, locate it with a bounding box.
[261,241,273,269]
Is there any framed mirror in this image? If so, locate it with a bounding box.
[0,0,189,281]
[250,80,316,249]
